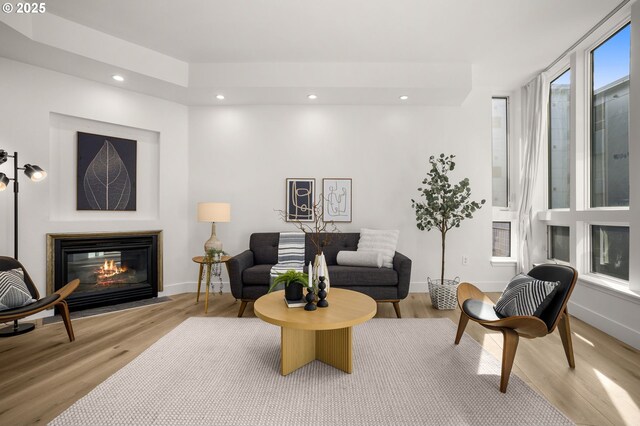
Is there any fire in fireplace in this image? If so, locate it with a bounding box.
[47,231,162,311]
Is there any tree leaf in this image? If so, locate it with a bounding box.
[83,140,131,210]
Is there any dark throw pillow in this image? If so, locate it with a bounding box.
[494,273,560,317]
[0,268,35,311]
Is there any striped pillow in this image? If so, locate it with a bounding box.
[494,273,560,317]
[357,228,399,268]
[0,268,35,311]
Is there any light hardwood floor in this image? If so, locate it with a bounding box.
[0,292,639,425]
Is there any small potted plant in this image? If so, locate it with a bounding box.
[205,248,227,261]
[268,270,309,301]
[411,154,485,310]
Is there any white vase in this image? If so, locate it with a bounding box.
[313,253,330,292]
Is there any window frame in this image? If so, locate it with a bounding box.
[584,222,630,284]
[585,20,631,212]
[547,68,572,211]
[491,96,510,209]
[547,225,571,264]
[490,95,517,265]
[539,14,633,292]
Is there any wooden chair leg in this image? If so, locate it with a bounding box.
[557,309,575,368]
[454,312,469,344]
[392,301,402,318]
[237,300,248,317]
[196,264,204,303]
[58,301,75,342]
[500,329,519,393]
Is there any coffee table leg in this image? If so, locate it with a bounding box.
[281,327,316,375]
[316,327,353,373]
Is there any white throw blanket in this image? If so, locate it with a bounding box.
[270,232,306,280]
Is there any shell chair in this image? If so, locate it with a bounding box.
[0,256,79,341]
[454,264,578,392]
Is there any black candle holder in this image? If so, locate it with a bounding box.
[317,276,328,308]
[304,286,317,311]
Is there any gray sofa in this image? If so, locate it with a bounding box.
[227,232,412,317]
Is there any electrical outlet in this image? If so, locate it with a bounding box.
[462,255,469,265]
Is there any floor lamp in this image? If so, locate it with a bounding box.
[0,149,47,337]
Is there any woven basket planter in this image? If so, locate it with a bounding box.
[427,277,460,310]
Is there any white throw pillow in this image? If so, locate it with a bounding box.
[336,251,383,268]
[357,228,399,268]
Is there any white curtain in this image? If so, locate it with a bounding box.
[517,73,549,273]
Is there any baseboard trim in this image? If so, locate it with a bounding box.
[411,281,505,293]
[161,281,231,296]
[568,300,640,350]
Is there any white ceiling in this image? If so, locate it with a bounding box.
[47,0,618,64]
[0,0,625,104]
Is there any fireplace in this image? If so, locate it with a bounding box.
[47,231,162,311]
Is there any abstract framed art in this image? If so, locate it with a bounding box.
[77,132,137,211]
[323,178,352,222]
[286,178,315,222]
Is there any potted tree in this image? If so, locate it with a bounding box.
[411,154,485,310]
[268,270,309,301]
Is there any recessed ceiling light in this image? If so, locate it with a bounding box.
[112,75,124,82]
[307,94,318,100]
[399,95,409,100]
[216,94,225,100]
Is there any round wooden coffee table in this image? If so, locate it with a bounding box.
[254,288,377,376]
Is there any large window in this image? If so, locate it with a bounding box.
[549,70,571,209]
[591,225,629,281]
[542,20,633,288]
[591,24,630,208]
[491,98,508,207]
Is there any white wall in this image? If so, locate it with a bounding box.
[0,58,191,315]
[188,90,517,292]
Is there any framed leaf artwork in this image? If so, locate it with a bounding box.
[77,132,137,211]
[286,178,314,222]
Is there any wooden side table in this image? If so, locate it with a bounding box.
[192,255,231,313]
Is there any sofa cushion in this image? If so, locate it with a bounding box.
[242,264,273,285]
[250,233,280,265]
[337,250,382,268]
[339,285,399,300]
[357,228,399,268]
[305,233,360,265]
[327,265,398,287]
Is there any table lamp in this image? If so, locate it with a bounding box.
[197,202,231,252]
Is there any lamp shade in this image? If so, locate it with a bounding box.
[24,164,47,182]
[197,202,231,222]
[0,172,8,191]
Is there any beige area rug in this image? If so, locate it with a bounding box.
[50,318,573,426]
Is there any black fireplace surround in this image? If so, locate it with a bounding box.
[47,231,162,312]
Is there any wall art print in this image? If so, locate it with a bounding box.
[323,178,352,222]
[77,132,137,211]
[286,178,315,222]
